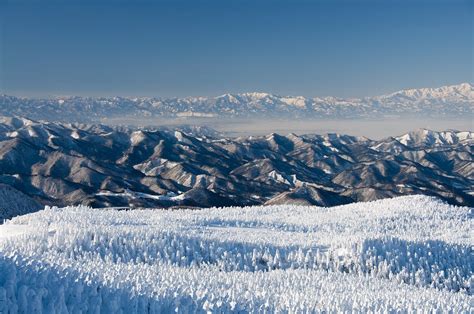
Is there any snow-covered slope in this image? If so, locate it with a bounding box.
[0,184,41,222]
[0,83,472,121]
[0,195,472,312]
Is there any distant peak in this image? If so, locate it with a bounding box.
[240,92,271,99]
[456,82,473,92]
[457,82,472,88]
[382,82,473,99]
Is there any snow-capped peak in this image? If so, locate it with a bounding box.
[240,92,271,99]
[395,129,474,146]
[381,82,473,100]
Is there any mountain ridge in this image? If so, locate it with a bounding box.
[1,83,472,122]
[0,116,472,220]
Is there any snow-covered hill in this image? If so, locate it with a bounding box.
[0,195,472,312]
[0,83,472,121]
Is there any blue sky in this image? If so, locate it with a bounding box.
[0,0,472,98]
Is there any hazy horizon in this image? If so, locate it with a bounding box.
[101,116,473,139]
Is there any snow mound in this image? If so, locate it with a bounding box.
[0,195,472,312]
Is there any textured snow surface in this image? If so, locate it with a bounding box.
[0,195,472,312]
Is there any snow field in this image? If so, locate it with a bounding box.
[0,195,472,312]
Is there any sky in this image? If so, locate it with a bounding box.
[0,0,472,98]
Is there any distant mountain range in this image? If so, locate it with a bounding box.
[0,116,472,220]
[1,83,472,122]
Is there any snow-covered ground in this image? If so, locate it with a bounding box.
[0,195,472,312]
